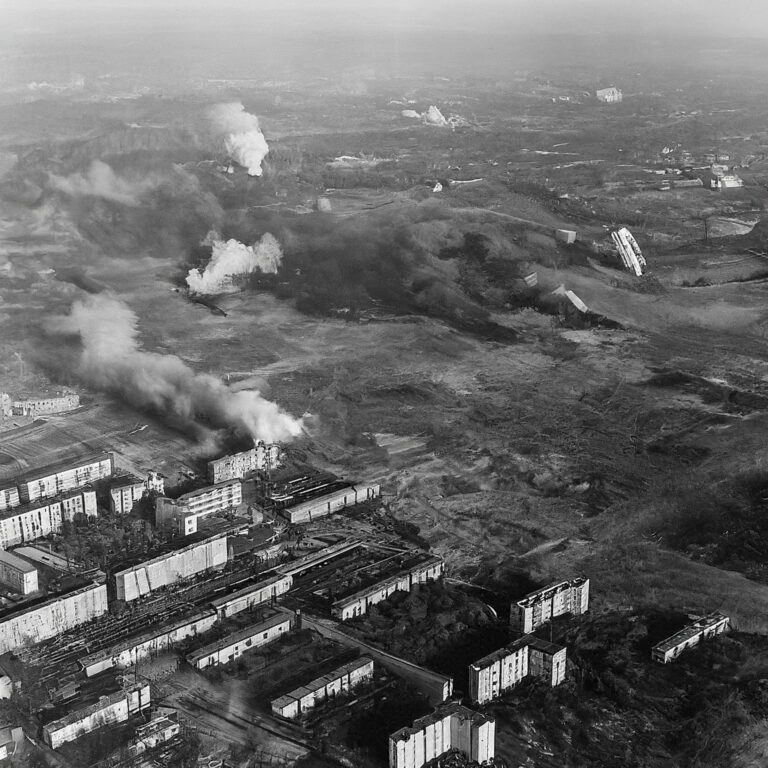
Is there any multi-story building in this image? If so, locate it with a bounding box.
[511,577,589,634]
[469,636,566,704]
[11,394,80,417]
[332,554,444,621]
[266,475,381,524]
[596,86,622,103]
[389,703,495,768]
[0,486,20,513]
[109,475,146,515]
[187,613,292,669]
[155,479,242,535]
[0,394,11,419]
[210,573,293,619]
[0,550,37,594]
[42,683,151,749]
[271,657,374,719]
[652,613,730,664]
[0,489,97,549]
[16,452,113,504]
[145,471,165,495]
[207,442,282,483]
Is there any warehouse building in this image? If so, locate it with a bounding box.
[80,608,218,677]
[207,442,282,483]
[112,533,229,602]
[652,613,730,663]
[0,487,20,513]
[0,581,108,654]
[332,554,445,621]
[187,613,292,669]
[265,475,381,524]
[0,488,97,549]
[43,683,151,749]
[469,635,567,704]
[210,573,293,619]
[127,712,179,757]
[11,394,80,418]
[17,452,113,504]
[0,550,37,594]
[271,657,374,719]
[389,703,495,768]
[511,577,589,634]
[109,475,146,515]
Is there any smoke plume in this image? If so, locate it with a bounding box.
[208,102,269,177]
[49,160,155,206]
[48,295,304,443]
[186,230,282,294]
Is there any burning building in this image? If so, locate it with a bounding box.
[207,442,281,483]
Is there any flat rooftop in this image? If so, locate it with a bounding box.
[272,656,372,709]
[652,613,729,655]
[187,613,289,662]
[471,634,565,669]
[391,703,493,742]
[110,530,229,574]
[177,479,241,502]
[110,474,143,489]
[15,452,112,485]
[0,579,101,622]
[515,577,587,607]
[0,549,36,574]
[267,479,352,510]
[0,485,94,522]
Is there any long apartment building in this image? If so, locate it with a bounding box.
[265,474,381,524]
[652,613,730,664]
[207,442,282,483]
[332,553,444,621]
[210,573,293,619]
[0,550,37,594]
[11,394,80,418]
[0,488,97,549]
[469,636,567,705]
[42,683,151,749]
[271,657,374,719]
[511,577,589,634]
[155,479,242,535]
[16,452,113,504]
[389,703,495,768]
[187,613,292,670]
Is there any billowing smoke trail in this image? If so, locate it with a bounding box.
[49,160,155,205]
[48,295,304,443]
[186,230,282,294]
[209,102,269,177]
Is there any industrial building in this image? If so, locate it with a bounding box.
[652,613,730,663]
[127,712,179,757]
[80,609,218,677]
[511,577,590,634]
[0,581,108,654]
[0,486,20,513]
[42,683,151,749]
[109,475,146,515]
[11,393,80,418]
[207,442,282,483]
[112,532,229,602]
[264,474,381,524]
[155,480,242,535]
[596,86,622,103]
[469,636,566,704]
[388,703,495,768]
[0,550,38,594]
[0,488,97,549]
[271,656,374,719]
[210,573,293,619]
[187,613,292,669]
[332,553,445,620]
[16,452,113,504]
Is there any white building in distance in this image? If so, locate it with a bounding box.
[207,442,281,484]
[511,577,590,634]
[596,86,622,103]
[652,613,730,663]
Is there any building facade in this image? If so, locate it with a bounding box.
[332,555,445,621]
[207,442,282,484]
[389,704,495,768]
[210,573,293,619]
[43,683,151,749]
[17,453,113,504]
[469,636,567,704]
[0,550,37,594]
[652,613,730,663]
[11,394,80,417]
[109,476,146,515]
[0,487,20,513]
[271,657,374,719]
[273,481,381,524]
[187,613,292,669]
[511,577,590,634]
[0,489,97,549]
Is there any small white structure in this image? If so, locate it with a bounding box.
[652,613,730,663]
[271,657,374,719]
[0,550,37,594]
[596,87,623,103]
[389,703,495,768]
[611,227,646,276]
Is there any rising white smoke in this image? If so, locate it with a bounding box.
[208,102,269,177]
[186,231,282,294]
[49,295,304,443]
[49,160,155,206]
